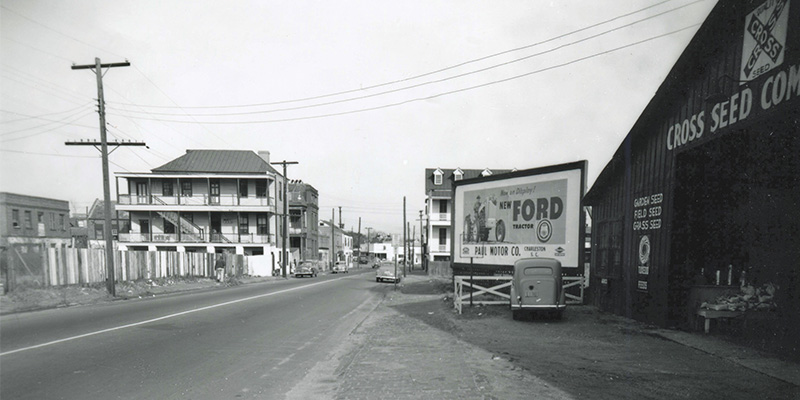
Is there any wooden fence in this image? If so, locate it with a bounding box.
[427,261,452,277]
[3,243,246,292]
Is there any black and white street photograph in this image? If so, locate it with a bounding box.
[1,1,798,399]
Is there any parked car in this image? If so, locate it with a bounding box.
[332,261,349,274]
[376,262,401,283]
[359,256,369,264]
[509,258,565,320]
[294,263,318,278]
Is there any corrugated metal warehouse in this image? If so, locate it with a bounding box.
[584,0,799,357]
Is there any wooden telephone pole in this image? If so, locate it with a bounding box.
[67,58,143,297]
[271,160,298,278]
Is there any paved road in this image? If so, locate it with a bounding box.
[0,270,383,400]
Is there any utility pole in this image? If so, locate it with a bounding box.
[366,227,372,260]
[271,160,298,278]
[331,208,335,270]
[411,224,416,271]
[338,206,343,228]
[357,217,361,268]
[403,196,407,277]
[68,58,139,297]
[419,210,425,272]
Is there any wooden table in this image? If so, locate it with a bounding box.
[696,309,743,333]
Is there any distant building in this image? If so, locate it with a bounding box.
[423,168,511,262]
[288,180,319,262]
[114,150,286,259]
[70,199,130,248]
[318,220,352,269]
[0,192,71,248]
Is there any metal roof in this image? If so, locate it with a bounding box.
[152,150,281,175]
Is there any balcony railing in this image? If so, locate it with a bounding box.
[119,194,275,207]
[119,232,275,245]
[436,213,450,221]
[288,227,306,235]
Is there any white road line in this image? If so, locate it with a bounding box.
[0,276,351,357]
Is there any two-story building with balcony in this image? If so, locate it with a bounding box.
[115,150,285,257]
[288,180,319,262]
[424,168,510,261]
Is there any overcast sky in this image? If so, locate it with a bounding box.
[0,0,717,233]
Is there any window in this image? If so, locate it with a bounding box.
[181,181,192,197]
[209,180,220,204]
[454,171,463,181]
[95,223,104,239]
[50,212,55,230]
[12,209,20,229]
[164,220,175,234]
[240,214,249,234]
[239,179,248,197]
[37,211,44,224]
[439,201,447,214]
[255,181,267,198]
[439,228,447,245]
[279,182,282,201]
[140,219,150,234]
[24,210,32,229]
[163,181,174,197]
[59,214,65,231]
[434,173,442,185]
[257,214,268,235]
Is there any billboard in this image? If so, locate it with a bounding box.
[453,161,586,272]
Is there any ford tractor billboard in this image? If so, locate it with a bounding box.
[453,161,586,274]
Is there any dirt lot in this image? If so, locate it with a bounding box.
[390,277,799,400]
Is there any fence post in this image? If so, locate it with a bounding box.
[5,246,15,293]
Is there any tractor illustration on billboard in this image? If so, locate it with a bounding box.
[464,194,506,243]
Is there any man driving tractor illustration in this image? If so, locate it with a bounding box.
[464,194,506,243]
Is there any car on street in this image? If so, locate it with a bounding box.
[376,262,401,283]
[294,263,318,278]
[332,261,349,274]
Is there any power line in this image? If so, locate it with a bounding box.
[108,0,684,110]
[0,5,126,59]
[1,72,93,106]
[107,24,701,125]
[0,103,94,125]
[0,109,97,130]
[1,108,94,136]
[130,65,229,145]
[0,148,98,158]
[1,36,75,63]
[0,111,96,143]
[109,1,698,119]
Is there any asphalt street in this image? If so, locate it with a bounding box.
[0,269,383,400]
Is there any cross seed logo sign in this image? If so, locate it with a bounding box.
[740,0,790,81]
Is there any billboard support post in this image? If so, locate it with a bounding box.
[470,257,474,307]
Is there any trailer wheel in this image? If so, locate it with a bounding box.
[495,220,506,242]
